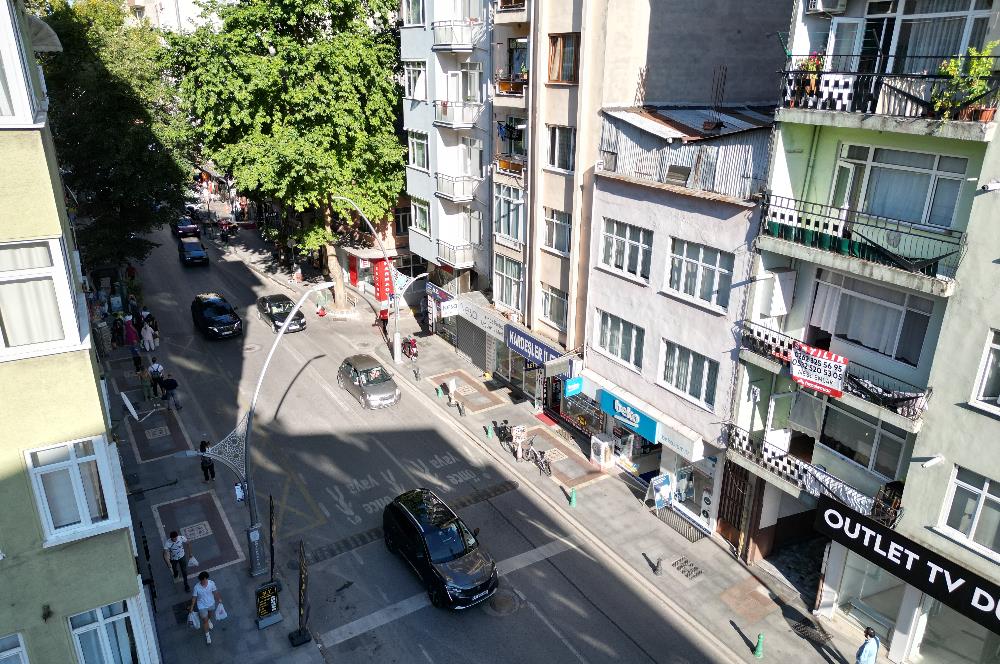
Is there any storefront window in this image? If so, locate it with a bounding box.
[561,392,604,436]
[674,456,716,528]
[437,308,457,346]
[837,551,906,641]
[913,595,1000,664]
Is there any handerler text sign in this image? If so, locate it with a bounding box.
[814,495,1000,635]
[791,342,848,398]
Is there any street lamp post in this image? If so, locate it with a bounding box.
[177,281,335,577]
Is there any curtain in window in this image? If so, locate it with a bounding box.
[632,327,644,368]
[0,277,64,347]
[835,293,900,355]
[927,178,961,227]
[895,15,966,74]
[561,37,576,81]
[810,281,841,334]
[40,468,81,529]
[788,391,824,440]
[79,460,109,523]
[865,166,929,223]
[0,242,52,270]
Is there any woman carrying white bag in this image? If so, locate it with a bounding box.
[188,571,225,644]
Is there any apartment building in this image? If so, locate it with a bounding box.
[725,1,1000,661]
[0,3,159,662]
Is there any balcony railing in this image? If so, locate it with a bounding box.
[725,423,903,528]
[782,54,1000,121]
[496,75,528,97]
[435,173,479,201]
[761,194,966,280]
[431,19,479,49]
[738,320,931,421]
[437,239,476,267]
[433,101,482,127]
[495,153,526,175]
[497,0,525,9]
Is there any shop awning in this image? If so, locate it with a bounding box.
[343,246,403,260]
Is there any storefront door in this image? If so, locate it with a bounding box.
[717,461,749,549]
[547,377,563,415]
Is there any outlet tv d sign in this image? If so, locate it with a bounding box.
[814,495,1000,634]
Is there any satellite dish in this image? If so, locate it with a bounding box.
[121,392,140,421]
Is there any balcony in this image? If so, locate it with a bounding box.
[494,0,528,22]
[738,320,931,425]
[761,194,965,288]
[433,101,482,128]
[431,20,480,51]
[437,239,476,268]
[495,153,526,176]
[434,173,479,202]
[494,75,528,108]
[782,54,1000,124]
[725,423,903,528]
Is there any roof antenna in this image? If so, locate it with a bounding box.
[704,64,726,132]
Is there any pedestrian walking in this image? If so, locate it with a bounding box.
[127,294,142,322]
[855,627,880,664]
[130,344,143,373]
[138,368,154,402]
[189,571,223,645]
[163,530,192,592]
[146,314,160,349]
[140,305,151,322]
[149,358,165,396]
[124,316,139,349]
[199,440,216,482]
[162,373,182,410]
[140,320,155,352]
[112,314,125,348]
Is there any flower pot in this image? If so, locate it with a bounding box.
[979,107,997,122]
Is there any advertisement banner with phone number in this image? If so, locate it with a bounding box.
[790,341,848,398]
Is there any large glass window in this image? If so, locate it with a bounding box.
[0,633,27,664]
[893,0,991,74]
[402,61,426,99]
[914,594,1000,664]
[28,438,113,539]
[547,34,579,83]
[500,116,526,157]
[407,131,428,170]
[410,199,429,233]
[459,62,482,103]
[597,310,644,369]
[661,340,719,409]
[600,219,652,281]
[543,209,571,254]
[494,255,523,310]
[393,207,411,236]
[0,240,72,350]
[972,330,1000,411]
[547,125,575,171]
[944,466,1000,555]
[493,184,523,241]
[667,239,734,309]
[820,401,906,478]
[401,0,424,25]
[837,550,906,643]
[70,601,139,664]
[541,284,568,330]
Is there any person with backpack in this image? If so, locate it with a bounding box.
[162,373,182,411]
[149,357,165,397]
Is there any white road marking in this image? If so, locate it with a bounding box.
[318,538,576,647]
[298,471,308,484]
[419,644,434,664]
[317,502,331,518]
[523,594,588,663]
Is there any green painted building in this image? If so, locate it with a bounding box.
[0,2,159,662]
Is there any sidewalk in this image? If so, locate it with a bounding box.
[216,223,886,663]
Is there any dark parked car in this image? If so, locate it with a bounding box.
[190,293,242,339]
[337,354,400,408]
[383,489,498,609]
[255,294,306,333]
[178,237,209,265]
[173,217,200,238]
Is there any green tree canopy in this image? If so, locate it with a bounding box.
[37,0,193,266]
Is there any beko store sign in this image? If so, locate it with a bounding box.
[815,495,1000,634]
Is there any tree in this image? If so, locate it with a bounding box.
[37,0,193,266]
[171,0,405,306]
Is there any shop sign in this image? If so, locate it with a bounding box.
[791,342,848,398]
[505,324,561,365]
[524,359,540,371]
[815,495,1000,635]
[656,423,703,462]
[563,376,583,397]
[649,474,672,510]
[425,282,452,302]
[440,300,461,318]
[543,355,572,378]
[373,260,394,303]
[458,301,505,340]
[598,390,657,441]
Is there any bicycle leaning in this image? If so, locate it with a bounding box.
[524,439,553,477]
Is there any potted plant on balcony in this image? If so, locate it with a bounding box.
[932,41,999,122]
[795,52,825,99]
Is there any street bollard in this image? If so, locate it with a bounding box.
[569,488,577,508]
[486,425,493,439]
[753,633,764,659]
[653,557,663,576]
[435,386,443,398]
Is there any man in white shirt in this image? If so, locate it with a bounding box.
[189,571,223,644]
[162,530,192,592]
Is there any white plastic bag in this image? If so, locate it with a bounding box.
[214,603,228,621]
[187,611,201,630]
[187,555,199,568]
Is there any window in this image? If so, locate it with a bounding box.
[27,438,113,539]
[401,0,423,25]
[407,131,428,170]
[547,125,575,171]
[944,466,1000,555]
[411,199,429,233]
[547,33,579,83]
[493,184,524,241]
[500,116,526,156]
[402,61,426,99]
[393,253,427,277]
[811,269,932,367]
[820,401,906,478]
[600,218,652,281]
[597,310,644,369]
[0,239,76,352]
[667,239,734,309]
[460,136,482,176]
[892,0,991,75]
[543,209,571,254]
[460,62,482,103]
[461,206,482,244]
[661,340,719,408]
[0,633,27,664]
[833,144,967,228]
[494,255,523,310]
[973,330,1000,410]
[393,207,411,236]
[541,284,568,330]
[70,601,140,664]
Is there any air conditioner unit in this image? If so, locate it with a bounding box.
[806,0,847,13]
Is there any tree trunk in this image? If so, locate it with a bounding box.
[324,204,348,309]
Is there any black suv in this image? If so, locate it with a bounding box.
[383,489,498,609]
[190,293,243,339]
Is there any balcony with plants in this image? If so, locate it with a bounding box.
[494,0,528,23]
[494,37,529,105]
[495,118,526,176]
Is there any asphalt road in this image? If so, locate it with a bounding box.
[139,228,728,664]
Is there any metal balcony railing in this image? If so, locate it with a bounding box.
[433,101,482,127]
[598,150,618,173]
[761,194,966,280]
[435,173,479,201]
[738,320,931,421]
[782,54,1000,121]
[497,0,526,10]
[431,20,478,48]
[724,423,903,528]
[495,75,528,97]
[495,153,526,175]
[437,239,476,267]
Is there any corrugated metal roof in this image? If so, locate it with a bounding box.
[604,106,774,143]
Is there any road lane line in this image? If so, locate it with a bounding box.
[317,502,331,518]
[318,538,576,647]
[523,594,588,664]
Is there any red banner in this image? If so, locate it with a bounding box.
[791,342,848,398]
[373,259,394,303]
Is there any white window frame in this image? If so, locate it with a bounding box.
[407,131,429,171]
[970,329,1000,416]
[541,284,568,330]
[493,183,524,242]
[459,61,482,103]
[543,208,571,255]
[410,199,429,234]
[494,254,523,311]
[666,238,734,310]
[0,632,28,664]
[0,0,44,127]
[402,61,426,100]
[70,600,148,664]
[461,205,482,244]
[939,465,1000,559]
[596,310,644,370]
[659,339,719,410]
[818,399,906,480]
[599,218,653,282]
[26,436,121,544]
[394,207,411,236]
[546,125,576,172]
[400,0,424,25]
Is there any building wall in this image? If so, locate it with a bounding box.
[0,130,64,240]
